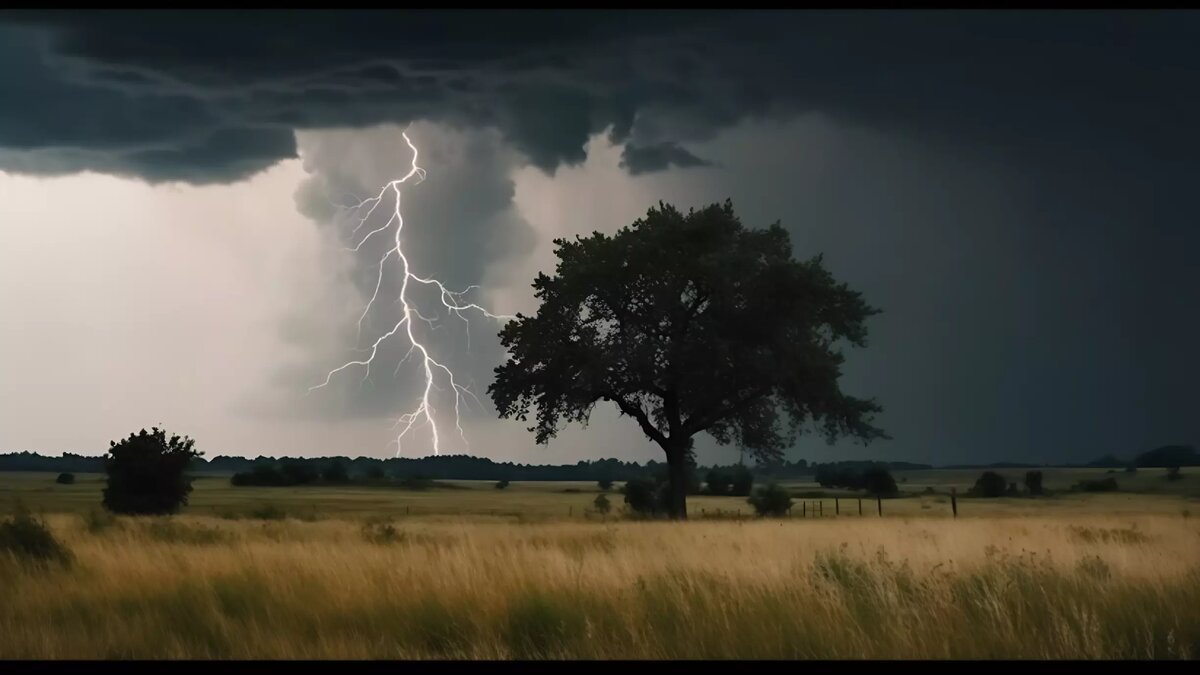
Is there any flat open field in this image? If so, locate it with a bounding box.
[2,469,1198,658]
[2,468,1197,520]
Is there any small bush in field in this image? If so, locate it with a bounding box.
[0,506,72,567]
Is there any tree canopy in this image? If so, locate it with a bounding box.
[489,200,887,518]
[102,427,201,515]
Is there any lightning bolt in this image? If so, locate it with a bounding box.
[309,130,514,456]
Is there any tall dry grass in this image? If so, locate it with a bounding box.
[1,512,1197,658]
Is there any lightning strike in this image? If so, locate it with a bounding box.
[309,130,514,456]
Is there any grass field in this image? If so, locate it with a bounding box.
[2,467,1197,521]
[2,469,1198,658]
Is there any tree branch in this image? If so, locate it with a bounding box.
[607,392,668,447]
[682,385,773,437]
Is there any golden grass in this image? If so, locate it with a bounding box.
[2,512,1198,658]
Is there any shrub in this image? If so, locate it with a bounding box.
[622,477,666,517]
[0,507,72,566]
[705,469,732,496]
[103,427,202,515]
[1075,477,1119,492]
[55,472,75,485]
[1167,466,1182,481]
[495,479,510,490]
[1005,482,1020,496]
[729,465,754,497]
[747,483,793,517]
[593,493,611,515]
[1024,470,1044,496]
[862,467,898,497]
[970,471,1008,498]
[597,478,613,491]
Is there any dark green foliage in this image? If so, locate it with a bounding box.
[1025,470,1044,495]
[321,459,349,484]
[597,477,613,491]
[1166,466,1182,481]
[489,200,886,519]
[495,479,510,490]
[862,467,898,497]
[729,464,754,497]
[230,465,285,486]
[55,472,75,485]
[1135,445,1198,468]
[7,450,918,485]
[102,427,202,515]
[622,477,667,517]
[970,471,1008,498]
[1005,482,1020,496]
[747,483,793,517]
[1075,477,1119,492]
[0,507,72,566]
[281,461,320,484]
[397,476,436,490]
[593,493,612,515]
[813,463,896,496]
[705,469,732,495]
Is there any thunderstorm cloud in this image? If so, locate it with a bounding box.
[0,10,1196,464]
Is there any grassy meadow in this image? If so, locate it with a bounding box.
[2,469,1199,658]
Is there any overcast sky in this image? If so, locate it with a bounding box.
[0,11,1195,465]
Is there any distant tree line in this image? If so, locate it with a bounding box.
[1085,445,1198,469]
[0,451,930,484]
[4,446,1191,483]
[813,463,900,497]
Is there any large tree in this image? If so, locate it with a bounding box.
[489,201,887,519]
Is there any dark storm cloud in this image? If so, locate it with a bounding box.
[3,10,1193,186]
[1,10,1196,463]
[619,141,713,174]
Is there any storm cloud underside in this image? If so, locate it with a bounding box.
[0,11,1196,464]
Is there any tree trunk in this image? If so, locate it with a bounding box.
[666,444,689,520]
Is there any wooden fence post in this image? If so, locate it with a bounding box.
[802,502,806,518]
[835,497,839,515]
[877,495,883,517]
[951,487,958,519]
[858,499,863,516]
[819,501,824,517]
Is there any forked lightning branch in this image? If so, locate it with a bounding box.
[308,131,514,456]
